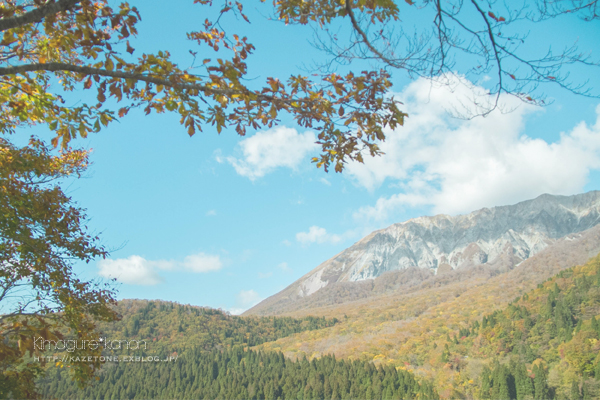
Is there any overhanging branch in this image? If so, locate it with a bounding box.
[0,62,280,102]
[0,0,83,33]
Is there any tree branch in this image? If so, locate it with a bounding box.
[470,0,503,110]
[434,0,448,75]
[0,62,281,102]
[344,0,404,70]
[0,0,83,33]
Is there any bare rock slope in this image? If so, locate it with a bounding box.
[246,191,600,316]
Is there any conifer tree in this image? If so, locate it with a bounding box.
[440,344,450,363]
[591,316,599,338]
[571,380,581,400]
[581,381,591,400]
[515,362,534,400]
[481,366,492,400]
[533,365,550,400]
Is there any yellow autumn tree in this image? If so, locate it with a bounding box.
[0,138,118,398]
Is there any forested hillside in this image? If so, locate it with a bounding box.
[92,299,338,352]
[469,257,600,399]
[412,252,600,399]
[37,300,438,399]
[41,347,438,400]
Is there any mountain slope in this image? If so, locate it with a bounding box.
[247,191,600,316]
[253,228,600,399]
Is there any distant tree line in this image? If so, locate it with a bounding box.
[98,300,339,351]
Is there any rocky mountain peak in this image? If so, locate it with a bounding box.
[246,191,600,315]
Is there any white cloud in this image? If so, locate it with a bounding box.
[214,149,224,163]
[227,126,318,180]
[182,253,223,273]
[257,262,292,279]
[98,252,223,285]
[353,192,428,223]
[227,289,265,315]
[97,256,168,285]
[235,289,263,310]
[348,75,600,219]
[205,209,217,216]
[319,178,331,186]
[277,262,292,273]
[296,226,344,245]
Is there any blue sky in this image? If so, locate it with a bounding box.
[25,1,600,314]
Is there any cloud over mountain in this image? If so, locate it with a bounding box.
[348,76,600,220]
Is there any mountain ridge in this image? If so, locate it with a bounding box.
[246,191,600,316]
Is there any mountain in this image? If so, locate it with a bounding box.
[246,191,600,316]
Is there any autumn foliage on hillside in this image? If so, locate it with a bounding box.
[256,234,600,399]
[37,300,439,399]
[95,299,339,352]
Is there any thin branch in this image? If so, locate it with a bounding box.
[434,0,447,75]
[0,311,61,323]
[344,0,404,70]
[469,0,503,111]
[0,0,82,33]
[0,62,288,104]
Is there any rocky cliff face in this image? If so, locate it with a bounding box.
[246,191,600,315]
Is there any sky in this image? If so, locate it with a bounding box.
[20,1,600,314]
